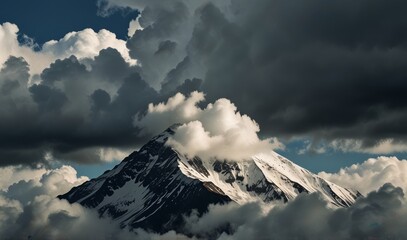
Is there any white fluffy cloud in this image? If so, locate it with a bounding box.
[0,194,140,240]
[0,164,195,239]
[0,22,135,78]
[128,16,143,37]
[1,165,88,204]
[1,158,407,239]
[0,165,47,191]
[135,91,284,161]
[185,184,407,240]
[42,28,135,65]
[0,165,135,239]
[0,22,51,77]
[319,156,407,195]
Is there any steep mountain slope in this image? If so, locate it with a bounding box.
[60,126,360,232]
[60,127,229,232]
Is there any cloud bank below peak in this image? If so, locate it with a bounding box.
[2,157,407,239]
[319,156,407,195]
[0,164,178,240]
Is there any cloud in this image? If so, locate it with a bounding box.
[0,22,135,77]
[1,165,88,204]
[0,158,406,239]
[0,164,195,240]
[99,147,133,162]
[4,0,407,238]
[125,2,195,90]
[319,156,407,195]
[101,0,233,90]
[0,165,47,192]
[330,139,407,154]
[95,0,407,151]
[42,28,136,66]
[298,138,407,155]
[0,22,46,76]
[128,16,143,37]
[180,156,407,239]
[298,140,328,155]
[135,91,284,161]
[0,47,160,166]
[180,184,407,240]
[4,0,407,165]
[183,201,264,238]
[0,193,139,240]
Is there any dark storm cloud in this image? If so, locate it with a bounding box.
[90,89,111,112]
[190,0,407,145]
[0,48,201,166]
[0,57,44,166]
[29,84,68,112]
[155,40,177,55]
[125,1,192,89]
[111,0,407,151]
[0,56,29,93]
[3,0,407,165]
[160,57,196,94]
[129,0,407,149]
[0,49,161,165]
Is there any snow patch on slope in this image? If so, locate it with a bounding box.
[177,150,359,207]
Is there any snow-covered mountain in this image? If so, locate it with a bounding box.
[60,126,360,232]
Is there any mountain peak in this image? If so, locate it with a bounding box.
[59,127,360,232]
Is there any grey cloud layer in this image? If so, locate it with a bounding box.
[0,44,205,165]
[183,184,407,240]
[1,161,407,240]
[0,50,159,165]
[3,0,407,165]
[0,165,190,240]
[121,0,407,148]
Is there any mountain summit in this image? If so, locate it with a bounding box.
[60,126,360,232]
